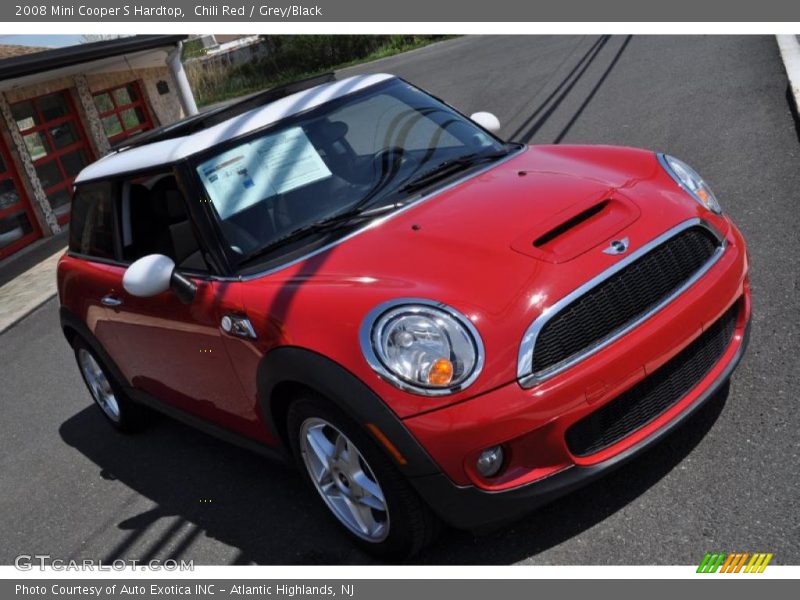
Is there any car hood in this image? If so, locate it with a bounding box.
[241,145,723,415]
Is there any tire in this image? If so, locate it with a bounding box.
[287,393,440,560]
[73,338,147,433]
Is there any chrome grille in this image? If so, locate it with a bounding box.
[518,219,725,386]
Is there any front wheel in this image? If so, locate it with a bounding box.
[287,395,439,559]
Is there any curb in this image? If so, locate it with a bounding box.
[336,36,463,77]
[0,249,61,336]
[0,230,67,288]
[0,292,56,336]
[776,35,800,128]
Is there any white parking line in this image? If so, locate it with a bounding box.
[776,35,800,112]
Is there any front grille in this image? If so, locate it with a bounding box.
[532,225,721,375]
[565,301,739,457]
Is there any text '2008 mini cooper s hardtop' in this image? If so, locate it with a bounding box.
[58,73,750,558]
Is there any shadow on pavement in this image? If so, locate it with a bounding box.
[59,382,730,565]
[60,404,372,565]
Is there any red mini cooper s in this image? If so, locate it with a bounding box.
[58,73,751,558]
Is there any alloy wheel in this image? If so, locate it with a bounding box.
[299,417,389,542]
[78,348,121,422]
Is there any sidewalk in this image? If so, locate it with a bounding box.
[0,239,64,335]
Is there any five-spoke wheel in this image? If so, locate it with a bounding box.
[300,417,389,542]
[288,393,439,558]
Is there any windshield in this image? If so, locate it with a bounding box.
[194,79,507,261]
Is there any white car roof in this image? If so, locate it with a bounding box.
[75,73,396,183]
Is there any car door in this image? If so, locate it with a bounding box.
[96,172,264,440]
[61,181,127,356]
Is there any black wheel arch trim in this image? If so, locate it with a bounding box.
[60,307,131,390]
[256,346,442,478]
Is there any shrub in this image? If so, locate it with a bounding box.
[185,35,449,107]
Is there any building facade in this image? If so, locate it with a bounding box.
[0,35,193,261]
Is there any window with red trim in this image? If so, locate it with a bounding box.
[0,135,40,260]
[92,81,154,144]
[11,90,94,225]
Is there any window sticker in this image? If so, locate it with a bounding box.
[197,126,332,219]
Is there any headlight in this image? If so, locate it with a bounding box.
[360,299,484,396]
[658,154,722,214]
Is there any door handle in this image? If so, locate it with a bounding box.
[101,295,123,307]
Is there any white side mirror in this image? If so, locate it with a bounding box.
[470,111,501,133]
[123,254,175,297]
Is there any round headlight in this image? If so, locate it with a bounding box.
[360,299,484,396]
[659,154,722,214]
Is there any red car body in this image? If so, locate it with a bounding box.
[58,83,750,532]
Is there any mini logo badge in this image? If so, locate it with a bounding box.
[603,237,630,255]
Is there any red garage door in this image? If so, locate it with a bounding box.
[0,136,40,260]
[11,90,94,225]
[93,81,154,144]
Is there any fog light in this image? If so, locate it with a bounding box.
[476,445,504,478]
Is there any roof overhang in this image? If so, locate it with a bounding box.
[0,35,187,92]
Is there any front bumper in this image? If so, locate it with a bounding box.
[408,315,750,530]
[397,219,750,530]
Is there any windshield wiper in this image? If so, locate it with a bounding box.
[400,147,513,194]
[238,144,517,266]
[239,202,403,265]
[307,201,403,233]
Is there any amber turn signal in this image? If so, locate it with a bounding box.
[427,358,454,386]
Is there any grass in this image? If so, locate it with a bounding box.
[187,35,454,108]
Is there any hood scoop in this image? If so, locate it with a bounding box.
[512,193,641,263]
[533,200,611,248]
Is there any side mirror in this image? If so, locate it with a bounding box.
[123,254,196,304]
[470,111,501,133]
[170,271,197,305]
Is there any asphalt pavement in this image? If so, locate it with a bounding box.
[1,35,798,565]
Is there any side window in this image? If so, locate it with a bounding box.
[69,181,116,260]
[118,171,207,272]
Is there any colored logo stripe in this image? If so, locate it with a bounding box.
[697,553,725,573]
[719,553,736,572]
[697,552,773,573]
[745,553,773,573]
